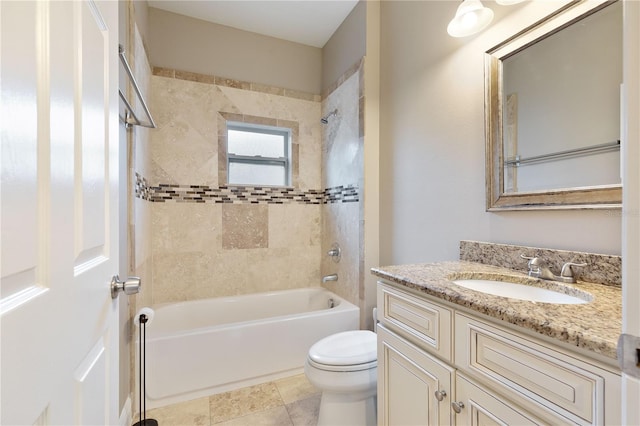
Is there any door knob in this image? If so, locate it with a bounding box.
[434,390,447,401]
[111,275,141,299]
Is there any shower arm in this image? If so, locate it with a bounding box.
[320,109,338,124]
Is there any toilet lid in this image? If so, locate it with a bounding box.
[308,330,377,366]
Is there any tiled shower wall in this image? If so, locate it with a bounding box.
[130,32,153,310]
[320,60,365,319]
[126,12,153,418]
[144,70,326,304]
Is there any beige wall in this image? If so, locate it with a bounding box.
[147,7,322,94]
[379,0,622,266]
[362,0,380,331]
[322,1,366,93]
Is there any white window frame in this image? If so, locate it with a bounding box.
[226,122,292,187]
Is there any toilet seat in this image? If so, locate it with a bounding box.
[307,330,377,372]
[307,357,376,372]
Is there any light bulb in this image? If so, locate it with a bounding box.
[447,0,494,38]
[460,12,479,29]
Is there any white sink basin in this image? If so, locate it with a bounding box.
[452,279,589,304]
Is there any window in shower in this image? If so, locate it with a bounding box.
[226,122,291,186]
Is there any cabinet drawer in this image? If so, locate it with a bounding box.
[377,282,452,361]
[455,313,604,424]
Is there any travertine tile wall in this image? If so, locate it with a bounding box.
[131,29,153,310]
[126,15,153,418]
[146,69,324,304]
[320,60,365,322]
[134,58,366,314]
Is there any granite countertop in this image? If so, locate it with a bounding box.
[372,261,622,360]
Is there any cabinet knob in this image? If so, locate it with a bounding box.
[451,401,465,414]
[434,390,447,401]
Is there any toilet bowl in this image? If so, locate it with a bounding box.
[304,330,377,426]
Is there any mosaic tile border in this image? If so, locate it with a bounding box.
[135,173,358,205]
[325,185,359,203]
[135,173,151,201]
[153,67,321,102]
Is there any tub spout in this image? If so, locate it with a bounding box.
[322,274,338,283]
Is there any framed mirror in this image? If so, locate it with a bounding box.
[485,0,622,211]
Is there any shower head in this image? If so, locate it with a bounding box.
[320,109,338,124]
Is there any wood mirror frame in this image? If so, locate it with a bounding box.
[485,0,622,211]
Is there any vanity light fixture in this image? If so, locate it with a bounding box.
[447,0,494,38]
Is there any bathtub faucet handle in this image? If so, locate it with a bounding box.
[322,274,338,283]
[327,243,341,263]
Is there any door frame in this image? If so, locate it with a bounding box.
[621,0,640,423]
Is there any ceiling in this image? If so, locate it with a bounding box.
[147,0,360,48]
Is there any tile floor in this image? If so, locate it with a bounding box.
[144,374,321,426]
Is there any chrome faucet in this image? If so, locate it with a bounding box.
[521,254,586,284]
[322,274,338,283]
[327,243,341,263]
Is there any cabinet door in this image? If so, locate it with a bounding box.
[378,324,454,426]
[454,375,547,426]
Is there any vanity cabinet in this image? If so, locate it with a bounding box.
[377,324,454,425]
[377,282,621,426]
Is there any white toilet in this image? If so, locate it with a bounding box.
[304,330,377,426]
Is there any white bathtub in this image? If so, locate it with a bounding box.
[145,287,359,409]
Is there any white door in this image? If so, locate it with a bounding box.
[1,1,120,424]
